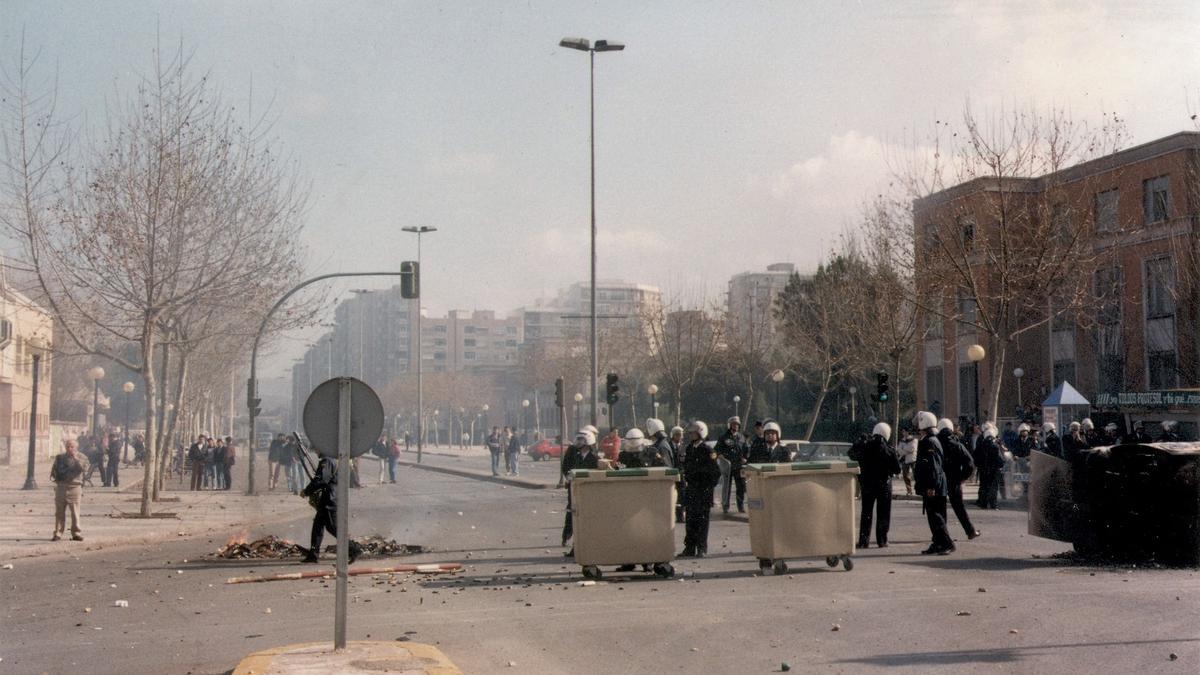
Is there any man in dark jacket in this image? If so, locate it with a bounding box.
[505,427,522,477]
[560,431,599,553]
[1041,423,1063,458]
[716,416,749,513]
[938,419,979,540]
[486,427,503,476]
[681,421,720,558]
[300,454,362,564]
[915,412,954,554]
[975,426,1006,509]
[106,432,122,488]
[849,422,901,548]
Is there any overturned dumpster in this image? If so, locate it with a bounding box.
[1029,442,1200,565]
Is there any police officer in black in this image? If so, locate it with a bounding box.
[975,425,1005,509]
[915,412,954,554]
[560,430,599,554]
[716,416,749,514]
[937,418,979,540]
[1041,422,1063,458]
[680,420,720,558]
[300,453,362,564]
[643,418,675,468]
[849,422,901,548]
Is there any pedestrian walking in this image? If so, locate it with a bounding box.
[505,427,522,477]
[50,439,89,541]
[388,437,401,483]
[486,427,503,476]
[849,422,901,548]
[716,416,749,514]
[371,436,389,484]
[105,432,122,488]
[898,429,917,495]
[680,420,720,558]
[187,435,206,491]
[915,411,954,555]
[300,454,362,564]
[267,433,285,490]
[279,435,300,494]
[937,418,980,540]
[222,436,236,490]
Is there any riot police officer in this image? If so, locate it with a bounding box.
[300,454,362,564]
[560,430,599,554]
[938,418,979,540]
[915,411,954,555]
[848,422,901,548]
[716,416,749,513]
[680,421,720,558]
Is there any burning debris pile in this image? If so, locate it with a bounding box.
[215,533,426,560]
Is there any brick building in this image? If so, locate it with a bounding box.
[915,131,1200,422]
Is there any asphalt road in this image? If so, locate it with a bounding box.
[3,464,1199,674]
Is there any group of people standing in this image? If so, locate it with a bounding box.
[186,434,237,491]
[485,427,524,477]
[78,430,144,488]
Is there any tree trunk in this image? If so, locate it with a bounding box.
[891,352,903,446]
[152,343,171,500]
[673,385,683,427]
[803,370,833,442]
[985,339,1008,423]
[138,333,159,518]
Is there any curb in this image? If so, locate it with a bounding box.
[398,459,555,490]
[233,640,461,675]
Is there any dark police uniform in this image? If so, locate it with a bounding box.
[848,434,901,547]
[974,434,1005,509]
[681,439,721,557]
[938,428,978,539]
[915,431,954,554]
[716,429,749,513]
[301,456,362,563]
[560,443,599,548]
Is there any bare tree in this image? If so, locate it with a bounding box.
[880,104,1131,422]
[640,299,723,426]
[1,43,307,514]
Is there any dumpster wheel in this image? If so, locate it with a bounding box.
[825,556,839,568]
[772,561,789,575]
[582,565,602,580]
[841,555,854,571]
[653,563,675,578]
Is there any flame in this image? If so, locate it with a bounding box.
[224,528,250,548]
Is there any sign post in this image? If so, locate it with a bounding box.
[303,376,384,652]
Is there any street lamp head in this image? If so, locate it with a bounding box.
[482,404,490,412]
[647,384,658,395]
[87,366,106,381]
[967,344,986,363]
[522,399,530,408]
[574,393,583,403]
[733,395,741,403]
[559,37,591,51]
[593,40,625,52]
[27,335,48,353]
[848,386,857,394]
[402,226,438,234]
[1013,367,1025,378]
[771,369,785,383]
[123,381,135,393]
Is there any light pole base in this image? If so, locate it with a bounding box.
[22,477,37,490]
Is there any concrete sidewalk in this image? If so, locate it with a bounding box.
[233,641,462,675]
[0,458,304,561]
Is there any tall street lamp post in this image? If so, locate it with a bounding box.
[122,382,135,463]
[21,336,48,490]
[771,369,785,423]
[968,344,986,423]
[1013,367,1025,410]
[732,395,741,419]
[558,36,624,427]
[402,225,438,464]
[848,386,857,423]
[522,399,531,441]
[482,404,490,441]
[647,384,658,413]
[573,393,583,434]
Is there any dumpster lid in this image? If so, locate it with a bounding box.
[745,460,859,474]
[1106,441,1200,456]
[571,467,681,479]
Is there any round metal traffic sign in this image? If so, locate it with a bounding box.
[302,377,384,458]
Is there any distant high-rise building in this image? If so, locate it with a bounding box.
[726,263,799,348]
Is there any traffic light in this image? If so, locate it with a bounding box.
[876,371,890,403]
[249,398,262,417]
[400,261,420,299]
[605,373,620,405]
[555,377,565,408]
[246,378,261,417]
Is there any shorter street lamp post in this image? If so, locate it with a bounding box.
[647,384,658,412]
[848,386,857,423]
[482,404,490,442]
[771,369,786,423]
[521,399,530,441]
[732,395,741,419]
[122,382,135,463]
[573,393,583,433]
[1013,367,1025,410]
[968,344,986,424]
[88,366,106,440]
[22,336,48,490]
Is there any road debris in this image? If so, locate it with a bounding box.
[214,534,425,560]
[225,562,462,584]
[956,611,971,616]
[114,600,129,608]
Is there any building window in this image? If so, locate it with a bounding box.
[925,366,944,415]
[1095,189,1119,233]
[464,351,476,360]
[464,326,475,334]
[1144,256,1177,389]
[1051,202,1073,242]
[1143,175,1171,224]
[434,338,446,346]
[956,294,977,335]
[506,326,517,334]
[433,325,447,333]
[464,338,476,347]
[924,222,940,250]
[957,216,975,250]
[1094,267,1124,393]
[958,364,978,421]
[434,351,446,360]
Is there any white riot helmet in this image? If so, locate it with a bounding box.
[727,416,742,428]
[916,411,938,431]
[872,422,892,440]
[937,418,954,432]
[1043,422,1056,433]
[1104,423,1118,432]
[582,424,599,436]
[983,426,997,439]
[1069,421,1081,431]
[1162,420,1177,430]
[763,421,782,437]
[688,420,709,440]
[1018,423,1031,433]
[624,428,645,441]
[1081,418,1095,431]
[575,430,596,446]
[645,418,666,437]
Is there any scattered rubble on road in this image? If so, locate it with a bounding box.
[213,534,426,560]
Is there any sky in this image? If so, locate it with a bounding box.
[4,0,1200,380]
